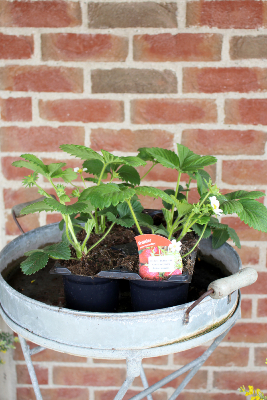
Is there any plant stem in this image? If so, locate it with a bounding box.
[170,170,182,221]
[97,163,107,186]
[186,178,192,201]
[181,222,208,259]
[88,222,115,252]
[140,163,155,181]
[126,199,143,235]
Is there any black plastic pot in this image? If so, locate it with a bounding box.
[63,275,119,312]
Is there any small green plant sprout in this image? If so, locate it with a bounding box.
[0,331,18,364]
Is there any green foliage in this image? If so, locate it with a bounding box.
[0,332,18,364]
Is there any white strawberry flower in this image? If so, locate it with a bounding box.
[210,196,223,216]
[74,167,87,173]
[168,239,182,253]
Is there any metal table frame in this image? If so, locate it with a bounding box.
[0,293,241,400]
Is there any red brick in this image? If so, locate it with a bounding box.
[133,33,222,62]
[5,213,39,236]
[0,126,85,152]
[88,3,177,28]
[2,156,35,180]
[241,272,267,295]
[186,1,263,29]
[230,35,267,60]
[224,322,267,343]
[182,129,267,155]
[222,160,267,185]
[234,246,260,265]
[0,1,81,27]
[241,298,252,319]
[0,97,32,121]
[95,390,167,400]
[0,33,33,59]
[174,346,249,367]
[17,387,88,400]
[257,298,267,317]
[4,188,39,209]
[184,67,267,93]
[133,369,207,389]
[225,99,267,125]
[221,217,267,242]
[91,129,174,152]
[255,347,267,366]
[42,33,128,62]
[92,356,168,365]
[214,371,267,390]
[46,214,63,225]
[0,66,83,92]
[139,193,164,210]
[178,394,243,400]
[14,341,87,362]
[16,364,48,384]
[53,367,126,386]
[131,99,217,124]
[39,99,123,123]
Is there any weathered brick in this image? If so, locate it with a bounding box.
[134,369,207,389]
[224,322,267,343]
[53,366,126,386]
[186,1,263,29]
[131,99,217,124]
[91,129,174,152]
[230,35,267,60]
[0,97,32,121]
[241,298,252,319]
[5,213,39,236]
[182,129,267,155]
[174,346,249,367]
[4,188,39,209]
[88,3,177,28]
[222,160,267,185]
[95,390,167,400]
[234,246,259,266]
[241,272,267,295]
[0,1,81,27]
[133,33,222,62]
[257,298,267,317]
[225,99,267,125]
[0,33,33,59]
[183,67,267,93]
[42,33,128,62]
[46,214,63,225]
[0,126,85,152]
[177,394,243,400]
[14,341,87,362]
[255,347,267,365]
[39,99,124,123]
[214,371,267,390]
[16,364,48,384]
[17,387,88,400]
[0,66,83,92]
[92,69,177,94]
[221,217,267,242]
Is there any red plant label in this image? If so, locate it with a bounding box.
[135,234,183,280]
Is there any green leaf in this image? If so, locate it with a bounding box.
[162,189,185,210]
[120,156,146,167]
[61,168,78,183]
[220,200,244,215]
[21,154,48,174]
[192,224,211,239]
[195,169,211,195]
[84,219,95,235]
[162,208,173,228]
[58,219,65,231]
[59,194,70,203]
[21,252,49,275]
[227,227,241,249]
[146,148,180,170]
[238,199,267,232]
[171,197,193,217]
[155,225,169,238]
[84,177,99,184]
[117,200,143,218]
[83,160,104,177]
[212,229,230,249]
[60,144,103,162]
[177,144,217,172]
[106,212,134,228]
[21,201,53,215]
[44,241,71,260]
[82,184,135,209]
[101,150,123,165]
[48,163,66,177]
[225,190,265,201]
[135,212,154,228]
[135,186,174,205]
[12,160,48,176]
[137,147,157,162]
[197,215,211,225]
[44,198,88,215]
[117,165,140,185]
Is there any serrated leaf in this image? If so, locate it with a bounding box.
[82,184,135,209]
[171,197,193,217]
[238,199,267,232]
[212,229,230,249]
[84,177,99,184]
[21,154,48,173]
[44,198,88,215]
[24,249,44,256]
[21,252,49,275]
[220,200,244,215]
[44,241,71,260]
[195,169,211,195]
[12,160,48,176]
[197,215,211,225]
[162,208,173,228]
[192,224,211,239]
[101,150,123,165]
[58,219,65,231]
[83,159,104,177]
[48,163,66,177]
[61,168,78,183]
[84,219,95,235]
[60,144,103,162]
[227,227,241,248]
[117,165,140,185]
[155,225,169,238]
[106,212,134,228]
[135,212,154,228]
[21,201,53,215]
[147,148,180,170]
[225,190,265,201]
[59,194,70,203]
[120,156,146,167]
[137,147,157,162]
[117,200,143,218]
[177,144,217,172]
[135,186,174,205]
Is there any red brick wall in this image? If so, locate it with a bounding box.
[1,1,267,399]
